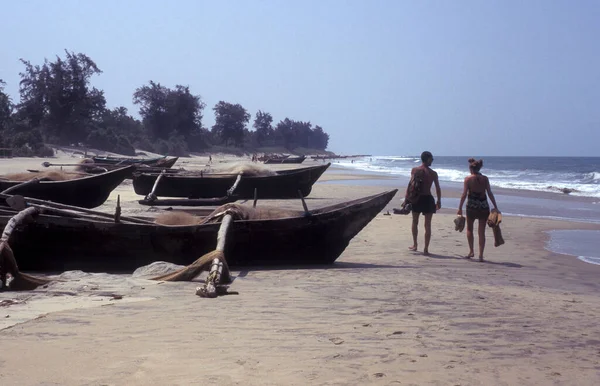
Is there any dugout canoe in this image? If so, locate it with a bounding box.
[264,155,306,164]
[0,190,397,272]
[0,165,133,208]
[132,163,330,199]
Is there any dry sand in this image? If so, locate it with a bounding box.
[1,153,600,385]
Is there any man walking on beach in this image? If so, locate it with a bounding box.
[407,151,442,256]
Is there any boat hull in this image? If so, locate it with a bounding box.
[0,166,134,208]
[264,156,306,164]
[132,163,330,199]
[0,190,397,272]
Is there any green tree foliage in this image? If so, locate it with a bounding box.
[133,82,207,154]
[271,118,329,150]
[17,50,106,144]
[0,79,12,132]
[2,51,331,156]
[253,110,273,146]
[212,101,250,147]
[311,125,329,150]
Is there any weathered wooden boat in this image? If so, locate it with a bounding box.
[91,155,178,167]
[264,155,306,164]
[132,163,330,199]
[0,166,133,208]
[0,190,397,272]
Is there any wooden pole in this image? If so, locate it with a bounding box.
[0,194,155,225]
[297,189,310,215]
[227,173,243,196]
[196,214,233,298]
[145,170,166,202]
[114,195,121,223]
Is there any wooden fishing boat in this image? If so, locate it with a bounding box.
[132,163,330,199]
[0,166,133,208]
[91,155,179,167]
[0,190,397,272]
[264,155,306,164]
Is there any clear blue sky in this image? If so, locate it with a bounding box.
[1,0,598,156]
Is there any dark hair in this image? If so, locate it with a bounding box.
[421,151,433,163]
[468,158,483,172]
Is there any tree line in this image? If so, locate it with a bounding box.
[0,50,330,157]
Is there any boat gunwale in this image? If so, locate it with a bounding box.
[0,165,135,185]
[131,163,331,180]
[0,189,397,229]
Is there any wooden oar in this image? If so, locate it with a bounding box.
[41,161,112,168]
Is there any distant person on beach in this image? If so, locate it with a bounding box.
[457,158,500,261]
[407,151,442,256]
[209,154,212,164]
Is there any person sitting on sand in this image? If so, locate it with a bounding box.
[457,158,500,261]
[408,151,442,256]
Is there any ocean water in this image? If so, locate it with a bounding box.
[327,155,600,265]
[335,156,600,198]
[545,230,600,266]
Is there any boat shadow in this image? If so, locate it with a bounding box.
[235,261,414,277]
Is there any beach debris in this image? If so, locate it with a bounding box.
[0,299,25,307]
[547,186,579,195]
[329,337,344,345]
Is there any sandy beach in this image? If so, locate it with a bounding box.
[2,153,600,385]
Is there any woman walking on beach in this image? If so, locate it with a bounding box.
[457,158,500,261]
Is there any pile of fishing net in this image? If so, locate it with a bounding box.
[0,170,82,182]
[154,203,304,226]
[209,162,276,177]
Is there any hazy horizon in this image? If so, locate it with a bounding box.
[1,0,598,157]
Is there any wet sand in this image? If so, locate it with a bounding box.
[1,153,600,385]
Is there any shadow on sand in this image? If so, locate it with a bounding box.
[235,261,414,278]
[410,252,524,268]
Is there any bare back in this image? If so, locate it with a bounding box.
[466,173,489,196]
[412,165,437,196]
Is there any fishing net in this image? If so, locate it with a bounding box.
[153,203,304,226]
[0,170,82,182]
[210,162,276,177]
